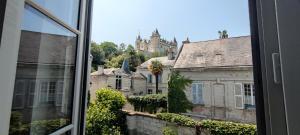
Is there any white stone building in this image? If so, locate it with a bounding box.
[136,56,175,94]
[90,60,147,100]
[174,36,256,123]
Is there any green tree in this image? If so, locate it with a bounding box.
[105,54,126,68]
[218,30,229,39]
[168,71,193,113]
[91,42,105,70]
[148,60,163,94]
[99,41,118,60]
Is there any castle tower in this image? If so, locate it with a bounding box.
[135,34,142,51]
[150,28,160,52]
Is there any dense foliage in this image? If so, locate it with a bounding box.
[162,126,178,135]
[157,113,257,135]
[201,120,257,135]
[148,60,163,93]
[91,41,147,72]
[157,113,200,127]
[86,88,127,135]
[127,94,167,114]
[168,71,193,113]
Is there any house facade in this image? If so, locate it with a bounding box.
[136,56,175,94]
[90,61,147,100]
[174,36,256,123]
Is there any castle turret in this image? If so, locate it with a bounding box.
[135,34,142,50]
[150,28,160,52]
[182,37,190,44]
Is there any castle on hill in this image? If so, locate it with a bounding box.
[135,29,178,59]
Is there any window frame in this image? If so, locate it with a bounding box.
[115,75,122,90]
[0,0,6,45]
[22,0,86,134]
[147,89,153,94]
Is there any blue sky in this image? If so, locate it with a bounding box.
[91,0,250,46]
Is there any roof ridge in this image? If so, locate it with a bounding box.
[185,35,250,45]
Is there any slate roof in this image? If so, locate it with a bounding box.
[174,36,252,69]
[139,56,175,68]
[90,68,119,76]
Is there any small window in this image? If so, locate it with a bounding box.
[158,74,162,83]
[116,75,122,90]
[157,89,162,94]
[192,82,203,104]
[147,89,153,94]
[244,83,255,108]
[147,74,152,83]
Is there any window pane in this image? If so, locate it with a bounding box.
[33,0,80,28]
[9,5,77,135]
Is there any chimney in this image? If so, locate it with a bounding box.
[98,65,104,74]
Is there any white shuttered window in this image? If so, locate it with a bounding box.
[234,83,244,109]
[192,83,203,104]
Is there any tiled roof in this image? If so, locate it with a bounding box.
[174,36,253,69]
[139,56,175,68]
[90,68,119,76]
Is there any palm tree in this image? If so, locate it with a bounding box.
[218,30,229,39]
[148,60,163,94]
[168,71,192,113]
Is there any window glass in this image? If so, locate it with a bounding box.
[33,0,80,28]
[9,5,77,134]
[116,75,122,90]
[192,83,203,104]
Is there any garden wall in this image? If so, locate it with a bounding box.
[125,110,210,135]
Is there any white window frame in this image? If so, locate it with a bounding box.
[243,83,255,106]
[191,82,204,104]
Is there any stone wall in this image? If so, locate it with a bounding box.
[125,111,210,135]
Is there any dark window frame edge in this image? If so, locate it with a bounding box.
[0,0,7,46]
[248,0,266,134]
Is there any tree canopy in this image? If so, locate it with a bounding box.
[91,41,147,72]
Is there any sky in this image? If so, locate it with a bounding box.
[91,0,250,47]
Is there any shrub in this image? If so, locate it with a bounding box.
[86,88,127,135]
[201,120,257,135]
[157,113,200,127]
[162,126,178,135]
[157,113,257,135]
[127,94,167,113]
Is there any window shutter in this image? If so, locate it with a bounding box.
[234,83,244,109]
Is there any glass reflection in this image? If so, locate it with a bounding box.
[9,5,77,135]
[33,0,80,28]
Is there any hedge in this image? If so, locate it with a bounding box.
[157,113,257,135]
[127,94,167,114]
